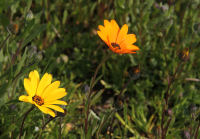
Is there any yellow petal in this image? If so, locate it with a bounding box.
[24,78,35,96]
[37,105,56,117]
[43,104,65,113]
[41,81,60,98]
[29,70,40,95]
[45,88,67,102]
[116,24,128,43]
[19,95,33,104]
[29,70,39,81]
[36,73,52,96]
[45,100,67,105]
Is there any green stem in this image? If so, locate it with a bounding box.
[161,61,184,139]
[194,119,200,139]
[35,116,58,139]
[0,34,10,51]
[19,106,35,139]
[84,53,110,135]
[59,117,62,139]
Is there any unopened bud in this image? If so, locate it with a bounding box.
[179,48,189,61]
[26,10,34,20]
[184,130,190,139]
[133,65,140,75]
[167,109,173,117]
[7,23,19,34]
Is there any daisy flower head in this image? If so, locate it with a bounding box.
[19,70,67,117]
[97,19,139,54]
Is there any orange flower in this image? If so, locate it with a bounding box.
[97,20,139,54]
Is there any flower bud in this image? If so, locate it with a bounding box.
[179,48,189,61]
[26,10,34,20]
[7,23,19,35]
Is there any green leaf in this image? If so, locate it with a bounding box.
[0,123,17,138]
[21,24,46,48]
[0,83,9,98]
[15,47,28,76]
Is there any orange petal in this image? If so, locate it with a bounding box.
[119,34,137,48]
[116,24,128,43]
[98,25,105,32]
[97,31,109,45]
[125,34,137,44]
[120,44,139,52]
[111,20,119,31]
[104,20,110,27]
[109,20,120,43]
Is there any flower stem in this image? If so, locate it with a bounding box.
[19,105,35,139]
[0,34,10,51]
[161,62,183,139]
[35,116,58,139]
[84,53,110,135]
[59,117,62,139]
[194,119,200,139]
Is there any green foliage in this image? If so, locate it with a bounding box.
[0,0,200,138]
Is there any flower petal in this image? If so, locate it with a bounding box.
[43,104,65,113]
[111,20,119,31]
[98,25,105,32]
[45,88,67,102]
[126,34,137,44]
[37,105,56,117]
[116,24,128,44]
[36,73,52,96]
[120,43,139,51]
[119,34,137,47]
[19,95,34,104]
[103,20,116,43]
[41,81,60,98]
[45,100,67,105]
[24,78,35,96]
[29,70,40,95]
[110,20,120,42]
[97,31,108,45]
[104,20,110,27]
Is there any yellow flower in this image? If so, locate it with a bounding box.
[19,70,67,117]
[97,19,139,54]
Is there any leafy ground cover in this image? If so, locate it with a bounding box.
[0,0,200,138]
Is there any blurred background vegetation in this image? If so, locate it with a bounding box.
[0,0,200,138]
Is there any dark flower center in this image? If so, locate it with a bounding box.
[32,95,44,106]
[111,43,120,49]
